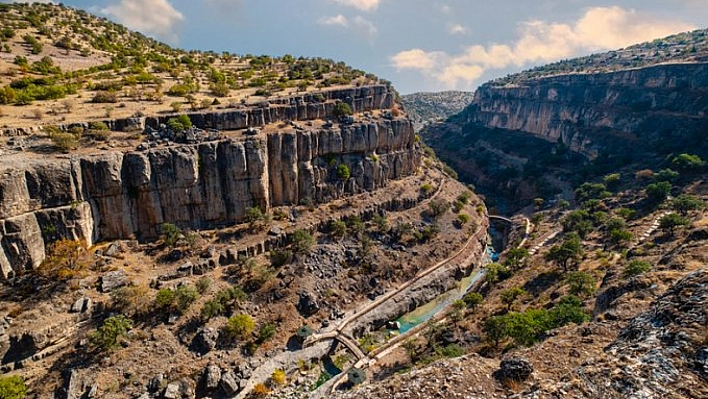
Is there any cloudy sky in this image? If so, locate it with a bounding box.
[6,0,708,93]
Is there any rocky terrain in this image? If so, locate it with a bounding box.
[399,91,475,130]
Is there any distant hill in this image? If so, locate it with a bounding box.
[400,91,475,128]
[490,28,708,86]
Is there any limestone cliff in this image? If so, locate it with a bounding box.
[0,117,419,279]
[461,63,708,158]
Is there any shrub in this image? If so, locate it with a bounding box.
[428,199,450,218]
[609,229,633,246]
[0,376,27,399]
[653,168,679,182]
[575,182,610,202]
[457,213,470,227]
[271,369,287,386]
[252,383,270,398]
[90,315,133,352]
[623,260,652,278]
[485,263,511,285]
[336,164,350,180]
[92,91,117,103]
[333,102,353,117]
[257,323,277,343]
[646,181,672,203]
[51,132,77,152]
[170,101,182,112]
[291,229,315,253]
[635,169,654,180]
[500,287,526,310]
[603,173,621,190]
[224,314,255,340]
[566,271,596,297]
[270,249,293,268]
[111,285,151,317]
[160,223,181,246]
[463,292,483,309]
[155,289,176,308]
[659,213,690,235]
[200,300,225,321]
[38,238,86,280]
[420,183,433,194]
[671,153,705,173]
[330,220,347,239]
[167,114,193,131]
[671,194,704,215]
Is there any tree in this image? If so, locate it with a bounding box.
[545,233,583,271]
[549,296,590,326]
[333,102,353,117]
[603,173,621,191]
[566,271,596,297]
[533,197,545,211]
[90,315,133,352]
[562,210,593,238]
[0,376,27,399]
[336,164,350,180]
[483,316,507,348]
[160,223,181,246]
[485,263,510,285]
[659,213,690,235]
[645,181,672,203]
[671,153,705,173]
[167,114,193,131]
[671,194,704,216]
[291,229,315,253]
[500,287,526,310]
[38,239,86,280]
[504,247,529,270]
[623,260,652,278]
[245,206,265,231]
[224,314,255,340]
[463,292,483,310]
[654,168,679,182]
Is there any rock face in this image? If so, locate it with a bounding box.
[0,114,419,279]
[495,356,533,381]
[461,63,708,158]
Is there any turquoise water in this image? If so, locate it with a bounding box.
[395,245,495,334]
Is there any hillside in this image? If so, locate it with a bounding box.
[400,91,475,129]
[0,2,387,131]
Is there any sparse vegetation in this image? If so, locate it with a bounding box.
[89,315,133,352]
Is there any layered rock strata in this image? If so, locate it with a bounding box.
[0,117,419,278]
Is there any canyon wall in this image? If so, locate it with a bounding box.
[0,117,419,279]
[463,63,708,157]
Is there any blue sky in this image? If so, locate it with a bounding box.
[7,0,708,93]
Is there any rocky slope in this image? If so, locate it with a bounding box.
[400,91,475,129]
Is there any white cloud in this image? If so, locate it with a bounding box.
[354,16,378,38]
[330,0,382,11]
[391,6,695,89]
[448,24,468,35]
[102,0,184,43]
[318,14,349,27]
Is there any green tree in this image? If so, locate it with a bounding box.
[167,114,193,131]
[646,181,672,203]
[224,314,255,340]
[671,153,705,173]
[463,292,483,310]
[330,220,347,239]
[549,296,590,326]
[333,102,353,117]
[566,271,596,297]
[485,263,510,285]
[545,233,584,271]
[504,247,529,270]
[659,213,690,235]
[160,223,181,247]
[562,210,593,238]
[654,168,679,182]
[500,287,526,310]
[603,173,621,191]
[623,260,652,278]
[0,376,27,399]
[483,316,507,348]
[671,194,704,216]
[609,229,633,246]
[90,315,133,352]
[245,206,265,231]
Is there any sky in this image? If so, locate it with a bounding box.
[5,0,708,93]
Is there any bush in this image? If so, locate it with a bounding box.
[224,314,255,340]
[200,300,225,321]
[500,287,526,310]
[671,194,704,215]
[160,223,181,246]
[92,91,118,103]
[659,213,690,235]
[111,285,151,317]
[271,369,287,387]
[420,183,433,194]
[566,271,596,297]
[257,323,277,343]
[291,229,315,253]
[89,315,133,352]
[428,199,450,218]
[646,181,672,203]
[51,132,78,152]
[333,102,353,117]
[653,168,679,182]
[270,249,293,268]
[463,292,483,309]
[457,213,470,225]
[671,153,705,172]
[623,260,652,278]
[167,114,193,131]
[330,220,347,239]
[336,164,350,180]
[0,376,27,399]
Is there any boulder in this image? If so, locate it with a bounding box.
[219,371,241,396]
[163,382,180,399]
[191,327,219,355]
[297,292,320,317]
[495,356,533,381]
[70,297,93,314]
[203,363,222,390]
[104,242,122,258]
[100,270,129,292]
